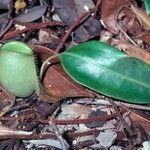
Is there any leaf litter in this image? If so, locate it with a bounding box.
[0,0,150,149]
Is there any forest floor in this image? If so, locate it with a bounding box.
[0,0,150,149]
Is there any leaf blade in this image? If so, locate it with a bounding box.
[60,41,150,103]
[14,5,47,23]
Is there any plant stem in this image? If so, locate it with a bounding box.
[40,54,60,80]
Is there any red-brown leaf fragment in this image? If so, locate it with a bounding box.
[32,45,95,100]
[0,85,15,117]
[130,5,150,29]
[143,33,150,44]
[101,0,129,33]
[43,62,95,98]
[128,110,150,133]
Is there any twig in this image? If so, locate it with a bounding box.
[76,98,150,111]
[55,10,93,53]
[2,21,64,41]
[0,114,35,122]
[117,21,139,47]
[0,127,100,140]
[106,99,150,111]
[0,132,57,140]
[38,113,117,125]
[66,129,99,139]
[40,10,93,78]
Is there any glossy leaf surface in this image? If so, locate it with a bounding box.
[60,41,150,104]
[144,0,150,15]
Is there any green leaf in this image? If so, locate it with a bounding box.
[144,0,150,15]
[60,41,150,104]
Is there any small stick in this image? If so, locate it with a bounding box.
[55,10,93,53]
[76,98,150,111]
[2,21,64,41]
[40,11,93,78]
[38,113,116,125]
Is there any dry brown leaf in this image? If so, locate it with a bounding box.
[123,15,142,35]
[39,29,59,44]
[101,14,119,34]
[0,85,15,117]
[39,86,61,103]
[60,103,92,119]
[101,0,129,33]
[128,110,150,133]
[118,42,150,64]
[43,62,95,99]
[31,44,56,60]
[143,33,150,44]
[53,0,102,42]
[32,45,95,103]
[101,0,128,18]
[130,5,150,29]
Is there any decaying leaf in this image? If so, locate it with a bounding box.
[118,42,150,64]
[127,109,150,133]
[60,103,92,119]
[101,0,129,33]
[0,0,11,9]
[0,16,11,38]
[31,44,55,61]
[53,0,102,42]
[120,7,142,35]
[25,139,68,150]
[39,86,61,103]
[43,62,95,99]
[101,1,143,36]
[32,45,95,102]
[143,33,150,44]
[39,29,59,44]
[130,4,150,29]
[0,85,15,117]
[14,5,47,23]
[96,129,117,147]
